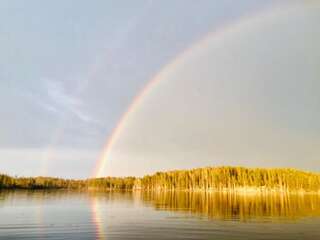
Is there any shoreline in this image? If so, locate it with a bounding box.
[2,166,320,193]
[133,187,320,195]
[2,187,320,195]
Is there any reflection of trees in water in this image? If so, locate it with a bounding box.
[141,191,320,221]
[2,190,320,221]
[0,189,136,204]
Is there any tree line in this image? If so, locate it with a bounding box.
[0,175,135,190]
[1,166,319,192]
[138,167,320,192]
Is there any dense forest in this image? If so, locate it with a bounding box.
[1,166,320,193]
[0,175,135,190]
[137,167,320,192]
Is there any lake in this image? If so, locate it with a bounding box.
[1,190,320,240]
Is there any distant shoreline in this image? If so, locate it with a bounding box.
[1,166,320,193]
[135,187,320,195]
[2,188,320,196]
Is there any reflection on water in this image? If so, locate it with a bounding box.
[90,198,105,240]
[0,190,320,240]
[142,191,320,221]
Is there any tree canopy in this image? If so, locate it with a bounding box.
[1,166,319,193]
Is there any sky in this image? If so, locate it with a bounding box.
[1,0,318,178]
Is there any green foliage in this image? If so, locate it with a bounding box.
[0,174,135,190]
[86,177,136,190]
[1,166,319,192]
[0,175,79,189]
[139,167,320,192]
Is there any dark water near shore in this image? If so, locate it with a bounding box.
[1,190,320,240]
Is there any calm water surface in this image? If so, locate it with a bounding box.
[0,190,320,240]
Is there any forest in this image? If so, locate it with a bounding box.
[1,166,319,193]
[137,167,320,192]
[0,174,135,190]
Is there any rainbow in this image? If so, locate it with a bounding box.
[92,74,165,177]
[93,3,295,178]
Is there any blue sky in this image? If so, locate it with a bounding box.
[3,0,315,178]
